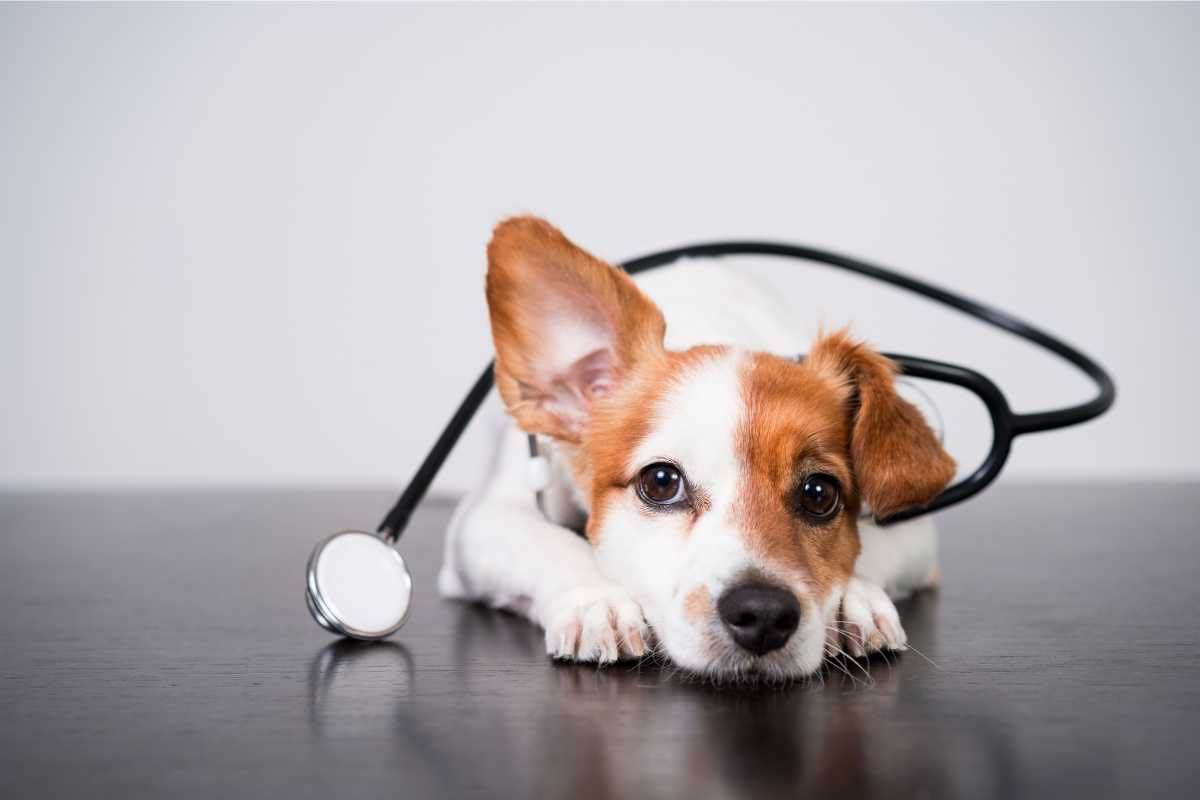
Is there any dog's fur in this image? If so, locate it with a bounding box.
[439,217,954,681]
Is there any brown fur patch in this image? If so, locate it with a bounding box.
[733,352,862,596]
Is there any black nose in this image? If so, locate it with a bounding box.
[717,584,801,655]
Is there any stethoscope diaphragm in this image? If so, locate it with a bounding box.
[305,530,413,640]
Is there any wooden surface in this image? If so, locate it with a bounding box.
[1,483,1198,798]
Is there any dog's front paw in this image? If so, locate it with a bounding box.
[829,577,908,658]
[539,584,649,664]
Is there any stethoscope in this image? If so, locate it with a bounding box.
[305,240,1117,641]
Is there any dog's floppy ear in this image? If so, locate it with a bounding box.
[808,330,956,519]
[485,216,666,443]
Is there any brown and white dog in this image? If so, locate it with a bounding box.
[439,217,955,681]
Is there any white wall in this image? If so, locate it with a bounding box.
[2,2,1197,494]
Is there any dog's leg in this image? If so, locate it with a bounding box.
[440,427,649,664]
[829,515,939,657]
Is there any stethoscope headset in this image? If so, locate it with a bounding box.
[305,240,1116,642]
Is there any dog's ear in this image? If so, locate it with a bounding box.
[485,216,666,443]
[808,330,956,519]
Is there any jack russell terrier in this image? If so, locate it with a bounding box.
[439,216,955,682]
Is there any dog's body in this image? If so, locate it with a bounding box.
[440,218,953,681]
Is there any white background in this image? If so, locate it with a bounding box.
[3,3,1197,494]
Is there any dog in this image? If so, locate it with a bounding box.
[439,216,955,681]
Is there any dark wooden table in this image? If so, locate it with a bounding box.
[1,483,1197,798]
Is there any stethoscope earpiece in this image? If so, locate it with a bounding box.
[305,530,413,640]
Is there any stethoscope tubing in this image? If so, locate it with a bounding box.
[378,241,1116,537]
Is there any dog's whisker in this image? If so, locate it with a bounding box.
[821,637,874,684]
[822,649,860,686]
[901,641,940,669]
[824,646,871,688]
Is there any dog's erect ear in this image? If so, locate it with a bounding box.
[485,216,666,443]
[808,330,956,519]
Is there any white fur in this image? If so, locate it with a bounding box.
[441,261,940,677]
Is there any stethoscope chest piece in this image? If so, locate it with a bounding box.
[305,530,412,640]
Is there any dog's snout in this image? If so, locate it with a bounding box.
[717,584,801,655]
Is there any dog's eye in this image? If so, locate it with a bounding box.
[797,474,841,521]
[636,462,687,506]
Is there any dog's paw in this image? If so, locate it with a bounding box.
[828,577,907,658]
[539,584,649,664]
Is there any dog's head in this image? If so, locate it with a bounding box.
[486,216,955,679]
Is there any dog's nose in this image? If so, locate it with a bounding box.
[717,584,801,655]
